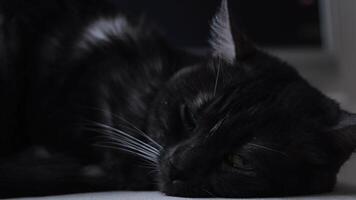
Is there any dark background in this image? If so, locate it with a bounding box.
[110,0,321,48]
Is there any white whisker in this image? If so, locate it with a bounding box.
[100,129,160,156]
[83,107,162,150]
[87,126,159,157]
[248,143,288,157]
[213,65,221,96]
[82,112,162,169]
[108,113,162,150]
[90,122,160,154]
[96,142,158,164]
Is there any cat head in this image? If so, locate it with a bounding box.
[148,0,356,197]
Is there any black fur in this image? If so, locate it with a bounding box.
[0,0,355,198]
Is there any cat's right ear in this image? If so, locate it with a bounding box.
[209,0,255,64]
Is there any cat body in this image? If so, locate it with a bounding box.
[0,0,184,196]
[0,0,356,198]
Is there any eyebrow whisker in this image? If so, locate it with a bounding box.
[248,143,288,157]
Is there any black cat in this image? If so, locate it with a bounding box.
[0,0,355,198]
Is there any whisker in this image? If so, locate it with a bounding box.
[82,107,162,150]
[96,129,159,159]
[208,113,229,137]
[87,123,160,164]
[98,140,157,160]
[248,143,288,157]
[95,143,158,164]
[99,144,157,164]
[110,115,163,150]
[80,110,161,173]
[213,65,221,96]
[99,129,160,156]
[87,122,160,154]
[88,128,160,163]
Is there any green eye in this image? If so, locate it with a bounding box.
[227,154,254,171]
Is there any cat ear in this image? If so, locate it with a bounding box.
[209,0,254,64]
[332,111,356,152]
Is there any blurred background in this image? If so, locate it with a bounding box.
[112,0,356,188]
[110,0,356,109]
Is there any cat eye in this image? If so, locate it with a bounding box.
[226,154,254,171]
[180,104,197,131]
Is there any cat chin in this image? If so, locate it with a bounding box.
[159,180,213,198]
[157,168,210,197]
